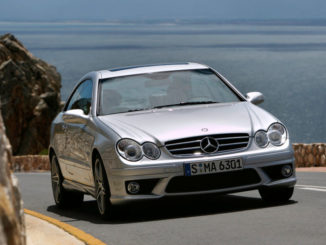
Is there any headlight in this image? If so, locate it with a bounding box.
[117,139,142,161]
[255,131,269,148]
[142,142,161,160]
[116,139,161,161]
[268,123,287,146]
[254,123,287,148]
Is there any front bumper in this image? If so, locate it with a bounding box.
[106,148,296,205]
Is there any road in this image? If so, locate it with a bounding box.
[16,172,326,245]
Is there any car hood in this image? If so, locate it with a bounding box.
[98,102,278,145]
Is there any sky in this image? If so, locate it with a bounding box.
[1,0,326,22]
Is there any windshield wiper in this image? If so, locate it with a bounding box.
[106,108,151,115]
[152,101,219,109]
[126,108,151,113]
[111,101,219,114]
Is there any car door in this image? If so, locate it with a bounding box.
[62,79,94,186]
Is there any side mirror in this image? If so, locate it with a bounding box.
[62,109,88,124]
[246,92,264,105]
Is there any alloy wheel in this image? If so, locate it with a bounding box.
[95,159,107,215]
[51,156,62,204]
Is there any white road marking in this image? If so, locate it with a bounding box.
[296,184,326,189]
[296,184,326,192]
[299,187,326,192]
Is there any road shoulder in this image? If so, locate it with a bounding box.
[25,209,106,245]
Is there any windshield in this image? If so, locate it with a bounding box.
[98,69,242,115]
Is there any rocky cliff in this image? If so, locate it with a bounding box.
[0,112,25,245]
[0,34,61,155]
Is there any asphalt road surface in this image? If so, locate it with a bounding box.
[16,172,326,245]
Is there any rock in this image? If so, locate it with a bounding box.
[321,155,326,166]
[0,34,61,155]
[306,144,312,154]
[308,153,315,166]
[303,154,309,166]
[12,155,50,172]
[312,144,317,155]
[316,155,320,165]
[0,111,26,245]
[295,155,301,167]
[300,146,306,156]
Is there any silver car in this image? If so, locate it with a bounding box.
[49,62,296,218]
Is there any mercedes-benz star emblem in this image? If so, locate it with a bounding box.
[200,137,219,153]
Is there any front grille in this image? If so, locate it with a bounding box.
[165,169,261,193]
[165,133,250,156]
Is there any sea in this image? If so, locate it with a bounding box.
[0,20,325,143]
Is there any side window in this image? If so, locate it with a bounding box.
[66,80,93,114]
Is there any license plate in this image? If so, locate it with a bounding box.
[184,158,243,176]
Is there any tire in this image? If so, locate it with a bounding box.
[259,186,294,203]
[94,156,112,219]
[51,154,84,208]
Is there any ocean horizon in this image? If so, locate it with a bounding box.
[0,20,325,143]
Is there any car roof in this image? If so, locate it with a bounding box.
[97,62,209,79]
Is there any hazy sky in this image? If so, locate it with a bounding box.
[1,0,326,21]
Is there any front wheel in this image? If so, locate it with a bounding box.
[259,186,294,203]
[51,154,84,208]
[94,156,112,219]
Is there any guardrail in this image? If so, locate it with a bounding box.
[293,143,326,167]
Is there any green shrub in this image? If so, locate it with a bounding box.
[39,149,48,155]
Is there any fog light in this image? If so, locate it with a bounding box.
[281,165,293,177]
[127,182,140,194]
